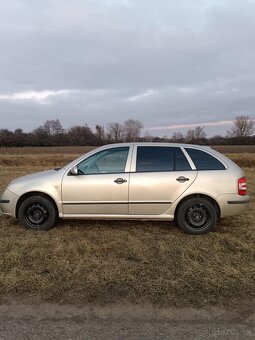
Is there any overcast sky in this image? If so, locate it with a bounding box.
[0,0,255,137]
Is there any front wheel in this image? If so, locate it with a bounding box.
[18,195,58,231]
[176,197,217,235]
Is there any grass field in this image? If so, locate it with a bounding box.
[0,146,254,307]
[1,145,255,168]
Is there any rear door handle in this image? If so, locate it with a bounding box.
[176,176,189,183]
[114,178,127,184]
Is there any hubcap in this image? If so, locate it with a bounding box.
[185,204,210,229]
[25,203,48,227]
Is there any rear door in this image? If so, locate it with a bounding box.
[129,146,197,215]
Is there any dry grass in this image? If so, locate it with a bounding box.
[1,144,255,155]
[0,144,255,170]
[0,148,254,307]
[0,150,255,168]
[212,145,255,154]
[0,155,78,167]
[0,146,95,167]
[227,154,255,168]
[0,146,95,155]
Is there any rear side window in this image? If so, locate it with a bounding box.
[136,147,191,172]
[175,148,192,171]
[185,148,226,170]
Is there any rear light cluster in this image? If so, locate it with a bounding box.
[238,177,247,196]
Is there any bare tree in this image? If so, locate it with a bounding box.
[227,115,255,137]
[185,126,206,142]
[171,132,184,142]
[35,119,64,136]
[107,122,126,142]
[143,131,154,142]
[124,119,144,142]
[52,119,65,135]
[67,125,95,145]
[185,129,195,142]
[95,124,106,144]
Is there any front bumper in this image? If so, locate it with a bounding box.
[0,199,10,217]
[0,199,10,204]
[0,190,19,217]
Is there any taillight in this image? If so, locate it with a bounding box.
[238,177,247,196]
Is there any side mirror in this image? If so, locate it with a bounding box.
[70,166,78,176]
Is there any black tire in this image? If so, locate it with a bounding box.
[176,197,217,235]
[18,195,58,231]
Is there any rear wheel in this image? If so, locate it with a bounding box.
[18,195,57,231]
[176,197,217,235]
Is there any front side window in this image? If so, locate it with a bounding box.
[77,147,129,174]
[136,146,191,172]
[185,148,226,170]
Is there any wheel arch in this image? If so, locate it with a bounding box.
[174,193,221,220]
[16,191,59,219]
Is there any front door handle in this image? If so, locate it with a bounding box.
[176,176,189,183]
[114,178,127,184]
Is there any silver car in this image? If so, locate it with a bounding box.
[0,143,250,234]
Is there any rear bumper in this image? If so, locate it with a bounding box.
[227,200,250,205]
[217,194,250,217]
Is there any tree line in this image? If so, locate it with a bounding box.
[0,115,254,147]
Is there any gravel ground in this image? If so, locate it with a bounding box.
[0,301,254,340]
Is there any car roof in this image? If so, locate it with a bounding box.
[99,142,212,150]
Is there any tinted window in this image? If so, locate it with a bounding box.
[136,147,191,172]
[78,147,129,174]
[175,148,192,171]
[185,148,226,170]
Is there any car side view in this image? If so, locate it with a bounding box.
[0,143,250,234]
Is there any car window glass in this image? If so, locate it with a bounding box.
[175,148,192,171]
[78,147,129,174]
[136,146,191,172]
[185,148,226,170]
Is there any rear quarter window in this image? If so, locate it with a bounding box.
[185,148,226,170]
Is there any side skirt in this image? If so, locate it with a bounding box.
[60,213,174,221]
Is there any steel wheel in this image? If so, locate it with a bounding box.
[25,203,49,228]
[177,197,217,235]
[18,195,58,231]
[185,204,210,229]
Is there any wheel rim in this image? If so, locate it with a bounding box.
[185,204,210,229]
[25,203,49,228]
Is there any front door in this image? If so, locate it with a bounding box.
[61,146,131,215]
